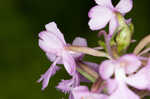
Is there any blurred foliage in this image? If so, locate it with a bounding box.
[0,0,150,99]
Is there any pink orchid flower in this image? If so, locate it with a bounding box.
[88,0,133,36]
[99,54,150,99]
[56,38,99,93]
[38,22,87,90]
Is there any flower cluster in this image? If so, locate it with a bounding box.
[37,0,150,99]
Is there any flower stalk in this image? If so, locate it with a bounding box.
[76,67,96,82]
[66,45,111,59]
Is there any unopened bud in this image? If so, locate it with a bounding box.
[115,13,132,53]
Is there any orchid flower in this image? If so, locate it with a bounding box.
[88,0,133,36]
[38,22,77,90]
[56,37,99,92]
[99,54,150,99]
[38,22,89,90]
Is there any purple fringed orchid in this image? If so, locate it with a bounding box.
[56,56,101,97]
[56,37,88,92]
[71,86,108,99]
[88,0,133,36]
[38,22,87,90]
[99,54,150,99]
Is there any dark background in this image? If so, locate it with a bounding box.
[0,0,150,99]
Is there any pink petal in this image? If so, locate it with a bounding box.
[39,31,64,53]
[46,53,63,64]
[115,0,133,14]
[119,54,141,74]
[71,37,87,59]
[88,6,113,30]
[72,86,89,92]
[56,74,79,93]
[37,58,60,90]
[126,66,150,90]
[62,51,76,75]
[146,59,150,90]
[95,0,113,8]
[72,86,90,99]
[69,93,74,99]
[99,60,115,80]
[72,86,108,99]
[106,79,118,94]
[72,37,87,47]
[109,15,118,36]
[56,79,74,93]
[109,83,140,99]
[45,22,66,44]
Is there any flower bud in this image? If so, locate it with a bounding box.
[115,13,132,53]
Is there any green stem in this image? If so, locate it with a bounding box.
[76,67,96,83]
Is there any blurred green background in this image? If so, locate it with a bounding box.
[0,0,150,99]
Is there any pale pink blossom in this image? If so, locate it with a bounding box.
[88,0,133,36]
[38,22,75,90]
[38,22,87,90]
[56,38,100,93]
[99,54,150,99]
